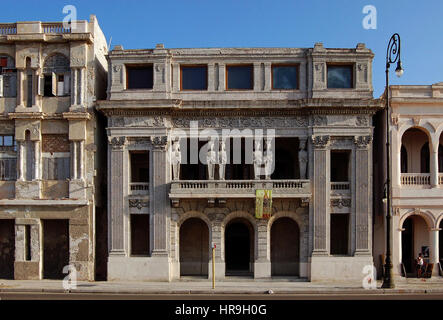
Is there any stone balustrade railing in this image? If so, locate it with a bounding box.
[42,23,71,34]
[331,182,350,190]
[401,173,430,186]
[170,179,311,199]
[0,24,17,35]
[129,182,149,195]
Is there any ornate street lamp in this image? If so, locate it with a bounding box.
[382,33,404,289]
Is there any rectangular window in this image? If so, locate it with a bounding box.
[272,64,298,89]
[25,225,31,261]
[330,214,349,255]
[42,134,70,180]
[126,65,153,89]
[331,150,350,182]
[180,65,208,90]
[43,73,70,97]
[226,65,253,90]
[327,65,353,88]
[130,214,150,256]
[130,152,149,183]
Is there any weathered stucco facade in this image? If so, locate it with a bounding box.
[98,43,380,282]
[0,16,108,280]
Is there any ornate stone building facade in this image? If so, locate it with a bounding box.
[373,83,443,278]
[98,42,380,282]
[0,16,108,280]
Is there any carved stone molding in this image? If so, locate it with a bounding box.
[312,115,327,126]
[109,136,126,150]
[311,135,330,149]
[129,199,149,210]
[172,116,308,129]
[356,116,369,126]
[331,198,351,208]
[354,135,372,148]
[300,198,310,207]
[151,136,168,150]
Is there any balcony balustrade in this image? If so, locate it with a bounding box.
[169,179,311,200]
[0,24,17,35]
[400,173,430,186]
[129,182,149,195]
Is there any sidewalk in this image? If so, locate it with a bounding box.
[1,277,443,295]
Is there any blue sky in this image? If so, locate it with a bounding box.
[2,0,442,96]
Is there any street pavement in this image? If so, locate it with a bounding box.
[1,277,443,298]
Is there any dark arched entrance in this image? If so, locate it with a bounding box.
[402,215,429,276]
[271,217,300,276]
[180,218,209,276]
[225,218,254,276]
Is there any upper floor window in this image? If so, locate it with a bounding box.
[272,64,298,90]
[0,55,17,98]
[226,65,253,90]
[327,64,353,89]
[331,150,350,182]
[180,65,207,90]
[41,134,70,180]
[0,134,16,181]
[126,65,153,89]
[42,54,70,97]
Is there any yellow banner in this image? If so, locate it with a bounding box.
[255,189,272,219]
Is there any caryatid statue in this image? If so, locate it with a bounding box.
[253,140,263,180]
[298,137,308,179]
[219,140,227,180]
[171,139,181,180]
[264,139,274,180]
[206,140,217,180]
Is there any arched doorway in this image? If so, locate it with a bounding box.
[179,218,209,276]
[271,217,300,276]
[401,215,429,276]
[225,218,254,276]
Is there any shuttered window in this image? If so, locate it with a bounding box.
[42,157,70,180]
[0,158,17,180]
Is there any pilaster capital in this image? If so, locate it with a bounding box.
[150,135,168,150]
[311,135,330,149]
[108,136,126,150]
[354,135,372,149]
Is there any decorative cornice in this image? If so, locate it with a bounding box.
[8,112,44,120]
[62,112,91,121]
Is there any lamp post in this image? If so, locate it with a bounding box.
[382,33,404,289]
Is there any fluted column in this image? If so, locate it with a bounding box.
[71,141,78,180]
[108,136,126,255]
[150,136,169,256]
[311,135,330,255]
[354,135,373,255]
[17,69,24,107]
[79,140,84,179]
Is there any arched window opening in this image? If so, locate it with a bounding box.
[401,145,408,173]
[42,54,70,97]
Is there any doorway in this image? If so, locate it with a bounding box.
[225,218,253,276]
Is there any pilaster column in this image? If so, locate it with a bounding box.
[17,69,24,107]
[354,135,373,255]
[430,228,440,276]
[108,136,126,255]
[150,136,169,256]
[18,140,25,181]
[71,68,78,106]
[430,150,439,187]
[79,140,84,179]
[311,135,330,255]
[264,62,272,91]
[78,68,85,105]
[33,140,40,180]
[71,141,78,180]
[253,62,261,91]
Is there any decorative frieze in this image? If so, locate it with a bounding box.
[129,199,149,210]
[331,198,351,208]
[172,116,308,128]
